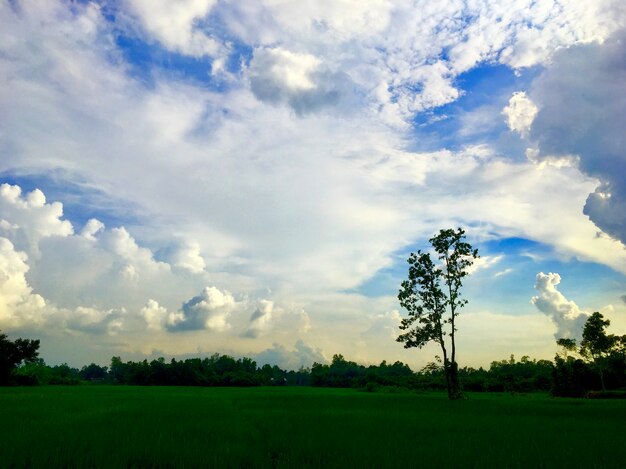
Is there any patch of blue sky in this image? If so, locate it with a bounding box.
[409,64,541,153]
[351,234,626,315]
[470,240,626,314]
[0,171,141,231]
[100,3,252,91]
[113,35,218,89]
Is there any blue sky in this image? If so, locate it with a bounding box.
[1,0,626,369]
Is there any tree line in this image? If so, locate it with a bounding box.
[2,328,624,396]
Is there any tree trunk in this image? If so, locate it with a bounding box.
[444,360,463,400]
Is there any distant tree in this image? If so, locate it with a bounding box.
[553,312,626,394]
[79,363,109,382]
[580,312,616,390]
[0,330,40,385]
[397,228,478,400]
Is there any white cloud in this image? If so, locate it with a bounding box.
[361,310,402,341]
[494,268,513,278]
[298,310,312,333]
[256,339,327,369]
[218,0,626,125]
[167,286,236,332]
[248,47,348,114]
[141,299,168,331]
[80,219,105,241]
[467,255,503,275]
[65,306,123,335]
[0,235,123,335]
[125,0,221,57]
[158,242,206,274]
[0,237,48,329]
[242,299,274,338]
[502,92,538,136]
[0,183,73,256]
[531,272,588,340]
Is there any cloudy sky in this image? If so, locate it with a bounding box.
[1,0,626,370]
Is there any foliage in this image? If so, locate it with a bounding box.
[106,354,309,387]
[553,312,626,396]
[397,227,478,399]
[0,330,40,386]
[79,363,109,382]
[311,355,415,389]
[11,360,82,386]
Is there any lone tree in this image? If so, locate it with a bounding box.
[0,330,40,385]
[397,228,478,399]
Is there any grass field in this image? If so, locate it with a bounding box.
[1,386,625,468]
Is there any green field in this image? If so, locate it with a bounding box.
[1,387,625,468]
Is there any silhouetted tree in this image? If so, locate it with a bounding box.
[580,312,614,390]
[397,228,478,399]
[553,312,626,395]
[0,330,40,385]
[79,363,109,382]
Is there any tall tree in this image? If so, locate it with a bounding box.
[0,330,40,385]
[397,228,478,399]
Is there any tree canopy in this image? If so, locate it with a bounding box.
[553,312,626,396]
[0,330,40,385]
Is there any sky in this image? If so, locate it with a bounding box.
[1,0,626,370]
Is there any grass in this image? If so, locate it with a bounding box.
[1,386,625,468]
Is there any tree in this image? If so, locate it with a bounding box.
[0,330,40,385]
[580,312,615,390]
[397,228,478,399]
[553,312,626,394]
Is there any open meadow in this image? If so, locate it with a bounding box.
[1,386,626,468]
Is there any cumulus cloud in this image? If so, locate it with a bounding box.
[80,219,105,241]
[0,183,73,256]
[0,237,48,329]
[256,340,326,370]
[531,272,588,340]
[157,242,206,274]
[249,47,345,114]
[242,299,274,338]
[0,235,123,335]
[167,286,236,332]
[529,31,626,244]
[141,299,168,330]
[502,92,538,137]
[65,306,123,335]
